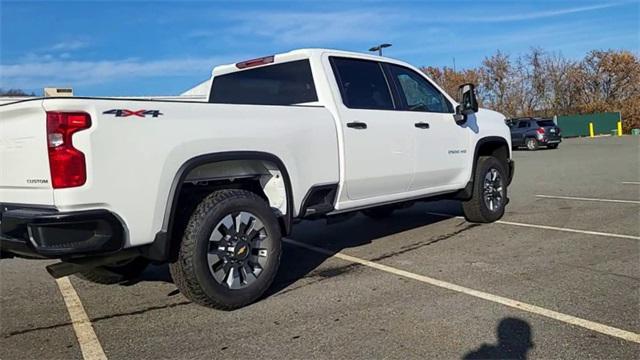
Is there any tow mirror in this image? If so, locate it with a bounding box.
[454,83,478,125]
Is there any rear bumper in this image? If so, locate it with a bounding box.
[0,206,125,259]
[540,135,562,144]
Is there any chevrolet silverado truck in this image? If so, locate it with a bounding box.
[0,49,514,309]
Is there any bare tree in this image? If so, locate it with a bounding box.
[480,51,512,114]
[420,49,640,131]
[422,66,482,104]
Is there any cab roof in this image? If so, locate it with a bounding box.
[211,48,412,77]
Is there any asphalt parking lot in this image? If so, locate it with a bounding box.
[1,136,639,359]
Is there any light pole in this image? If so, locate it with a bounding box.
[369,43,392,56]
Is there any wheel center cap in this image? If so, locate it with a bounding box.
[233,241,250,260]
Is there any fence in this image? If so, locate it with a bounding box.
[556,112,622,137]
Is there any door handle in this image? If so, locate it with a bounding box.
[414,122,430,129]
[347,121,367,129]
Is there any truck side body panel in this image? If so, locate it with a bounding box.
[1,99,340,248]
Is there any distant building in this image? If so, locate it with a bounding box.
[44,87,73,97]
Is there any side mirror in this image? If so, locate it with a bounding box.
[454,83,478,125]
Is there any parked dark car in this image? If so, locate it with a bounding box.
[507,117,561,150]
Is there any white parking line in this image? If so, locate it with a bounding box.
[535,194,640,205]
[283,238,640,344]
[425,212,640,241]
[622,182,640,185]
[56,277,107,360]
[496,219,640,240]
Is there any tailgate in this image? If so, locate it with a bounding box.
[544,127,561,141]
[0,100,55,205]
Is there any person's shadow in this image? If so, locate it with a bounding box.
[463,317,534,360]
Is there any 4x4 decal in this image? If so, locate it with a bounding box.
[103,109,163,118]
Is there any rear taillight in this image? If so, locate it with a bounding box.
[46,112,91,188]
[536,127,545,135]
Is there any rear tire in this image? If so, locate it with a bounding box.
[169,189,281,310]
[547,143,559,149]
[526,138,539,151]
[76,257,149,284]
[462,156,507,223]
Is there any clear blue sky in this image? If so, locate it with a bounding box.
[1,0,638,96]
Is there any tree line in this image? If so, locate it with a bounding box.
[0,89,35,97]
[422,49,640,132]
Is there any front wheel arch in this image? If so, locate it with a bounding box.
[462,156,508,223]
[456,137,511,200]
[474,137,510,165]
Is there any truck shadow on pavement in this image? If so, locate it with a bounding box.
[266,200,468,297]
[463,317,534,360]
[128,201,469,301]
[121,264,173,285]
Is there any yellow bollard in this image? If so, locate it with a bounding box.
[617,121,623,136]
[589,122,595,137]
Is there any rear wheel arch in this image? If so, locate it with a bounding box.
[146,151,294,262]
[169,188,283,309]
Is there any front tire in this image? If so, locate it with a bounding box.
[462,156,507,223]
[547,143,559,149]
[169,189,282,310]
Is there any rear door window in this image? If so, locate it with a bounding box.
[330,57,395,110]
[210,59,317,105]
[518,121,529,128]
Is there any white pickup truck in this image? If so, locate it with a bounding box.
[0,49,513,309]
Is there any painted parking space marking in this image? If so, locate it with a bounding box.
[622,182,640,185]
[425,212,640,241]
[56,277,107,360]
[283,238,640,344]
[535,194,640,205]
